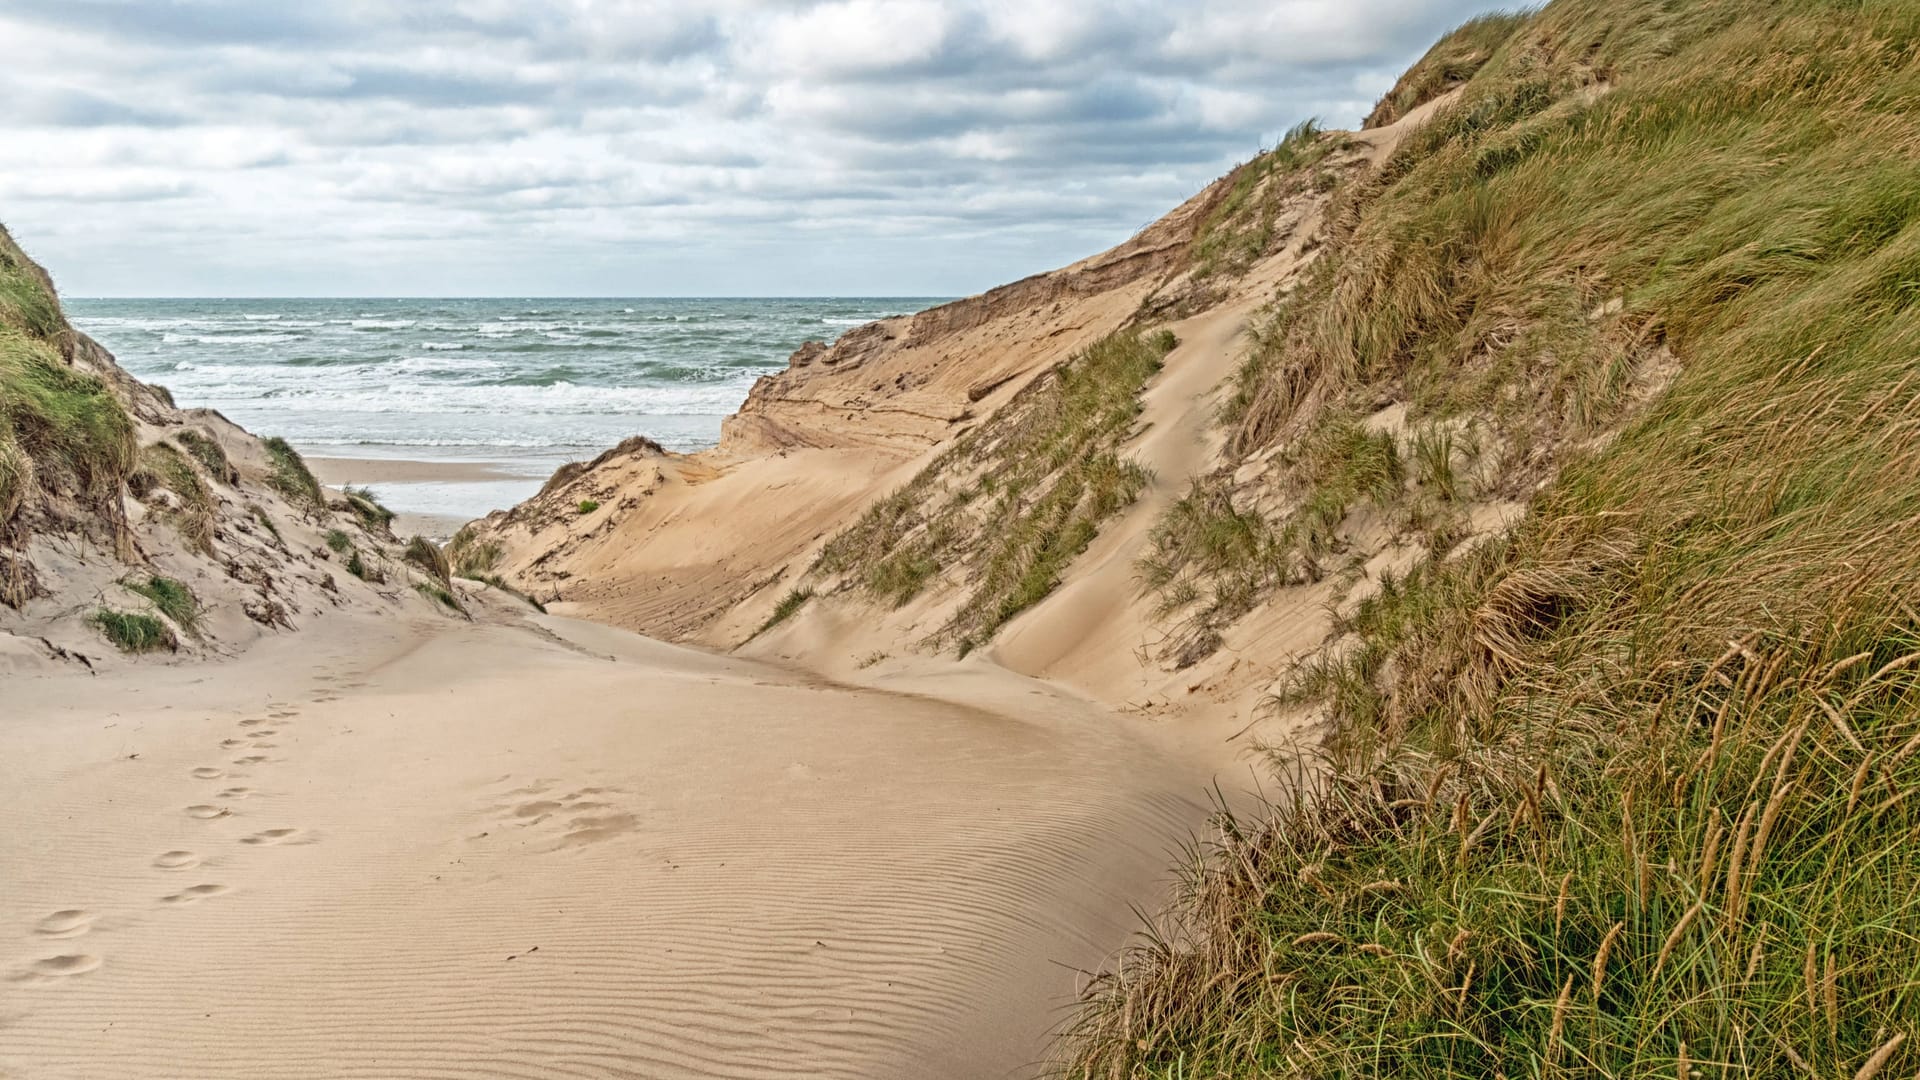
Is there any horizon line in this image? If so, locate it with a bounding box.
[63,294,964,302]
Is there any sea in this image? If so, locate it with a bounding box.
[64,297,944,523]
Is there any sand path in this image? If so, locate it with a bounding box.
[1,608,1216,1079]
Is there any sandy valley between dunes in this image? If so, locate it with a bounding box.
[1,598,1239,1079]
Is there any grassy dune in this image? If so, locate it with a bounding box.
[0,226,135,544]
[813,328,1174,654]
[1073,0,1920,1075]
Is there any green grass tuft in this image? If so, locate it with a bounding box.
[341,485,395,532]
[0,332,134,511]
[403,535,451,586]
[754,586,813,637]
[446,525,502,578]
[577,499,600,514]
[262,436,325,513]
[90,609,175,653]
[1192,119,1351,281]
[172,429,234,485]
[132,442,216,554]
[324,528,351,554]
[123,574,197,630]
[1362,11,1527,129]
[459,571,546,613]
[413,580,463,613]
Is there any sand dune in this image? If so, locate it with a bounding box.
[1,601,1226,1079]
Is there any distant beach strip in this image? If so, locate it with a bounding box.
[67,297,945,523]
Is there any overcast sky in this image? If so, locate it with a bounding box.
[0,0,1505,297]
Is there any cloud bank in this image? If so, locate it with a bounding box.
[0,0,1506,296]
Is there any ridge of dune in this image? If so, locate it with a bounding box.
[462,94,1467,741]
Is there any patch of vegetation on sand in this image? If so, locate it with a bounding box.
[813,328,1174,654]
[131,442,216,554]
[262,436,325,514]
[90,608,175,653]
[0,326,134,529]
[342,485,395,533]
[124,574,197,631]
[172,429,235,485]
[446,525,502,578]
[1190,119,1352,281]
[753,586,813,638]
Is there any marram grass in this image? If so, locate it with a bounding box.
[1071,0,1920,1075]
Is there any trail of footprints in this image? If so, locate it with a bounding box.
[18,705,315,981]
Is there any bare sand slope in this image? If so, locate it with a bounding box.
[0,605,1219,1079]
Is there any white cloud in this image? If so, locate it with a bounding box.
[0,0,1510,296]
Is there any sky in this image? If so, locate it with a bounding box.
[0,0,1508,298]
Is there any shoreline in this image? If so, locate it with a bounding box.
[309,451,574,539]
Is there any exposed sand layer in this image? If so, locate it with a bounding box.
[0,600,1225,1079]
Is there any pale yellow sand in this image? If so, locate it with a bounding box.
[308,456,525,486]
[0,602,1224,1079]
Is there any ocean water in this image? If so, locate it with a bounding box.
[65,297,942,523]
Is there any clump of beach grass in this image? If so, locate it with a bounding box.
[403,535,451,586]
[172,429,235,485]
[1190,119,1352,281]
[262,436,325,514]
[132,442,216,554]
[577,499,600,515]
[341,485,395,533]
[413,580,462,613]
[0,328,134,521]
[467,573,545,613]
[90,609,175,653]
[123,574,197,632]
[446,525,502,578]
[753,586,813,637]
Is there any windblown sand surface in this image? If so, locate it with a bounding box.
[0,601,1226,1079]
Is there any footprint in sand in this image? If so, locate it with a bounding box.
[185,805,230,820]
[22,954,100,978]
[239,718,268,727]
[217,787,254,800]
[191,767,225,780]
[240,828,303,846]
[561,813,639,847]
[162,884,229,904]
[220,738,247,749]
[494,783,639,847]
[233,755,269,766]
[250,741,279,749]
[153,850,201,870]
[34,910,96,939]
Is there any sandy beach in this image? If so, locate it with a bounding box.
[309,454,561,539]
[1,595,1223,1079]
